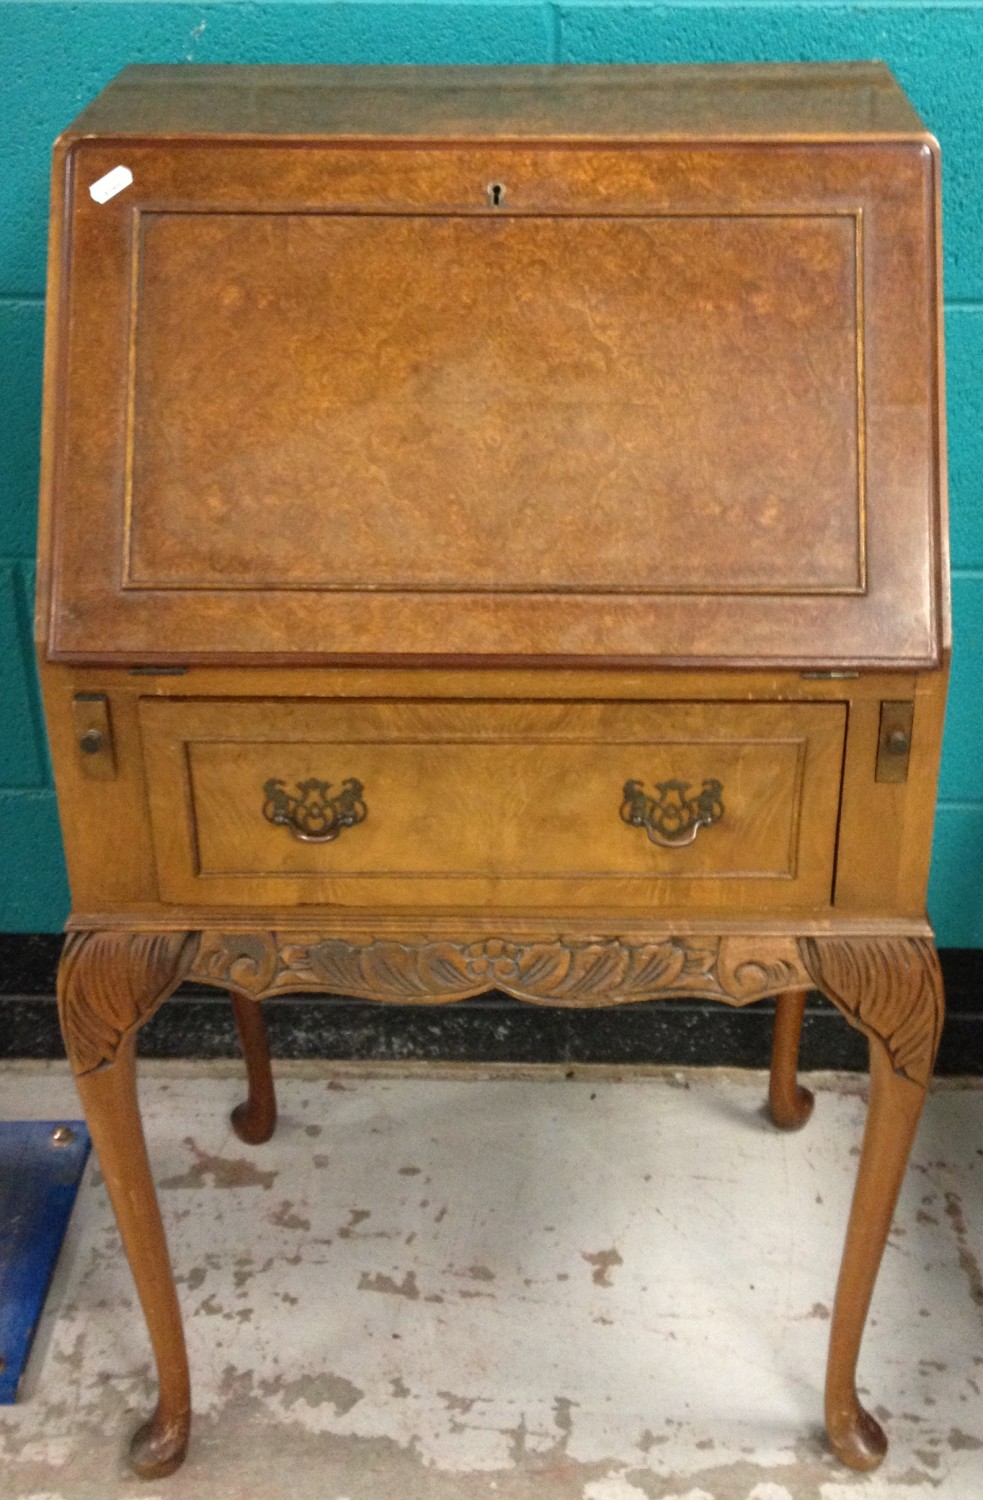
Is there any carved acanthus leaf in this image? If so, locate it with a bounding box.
[59,929,943,1088]
[189,932,808,1009]
[58,930,199,1076]
[800,936,944,1089]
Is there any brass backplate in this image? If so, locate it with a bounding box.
[875,700,914,784]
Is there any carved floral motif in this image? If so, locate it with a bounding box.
[56,927,943,1092]
[191,930,808,1009]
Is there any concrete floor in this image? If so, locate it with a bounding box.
[1,1062,982,1500]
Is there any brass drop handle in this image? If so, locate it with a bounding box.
[620,778,724,848]
[262,777,367,843]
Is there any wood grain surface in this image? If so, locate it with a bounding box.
[138,697,845,909]
[38,126,943,666]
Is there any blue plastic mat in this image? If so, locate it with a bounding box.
[0,1119,91,1403]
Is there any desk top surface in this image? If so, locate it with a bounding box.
[64,63,928,144]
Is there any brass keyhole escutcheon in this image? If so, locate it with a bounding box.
[487,181,506,207]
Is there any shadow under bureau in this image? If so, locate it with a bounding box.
[36,62,949,1478]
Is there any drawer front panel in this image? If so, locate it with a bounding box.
[139,699,846,909]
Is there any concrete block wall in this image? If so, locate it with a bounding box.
[1,3,980,940]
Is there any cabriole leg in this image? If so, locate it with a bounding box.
[75,1036,191,1476]
[57,929,197,1478]
[824,1037,926,1469]
[768,988,814,1129]
[800,935,943,1471]
[230,992,277,1145]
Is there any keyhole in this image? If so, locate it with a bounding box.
[487,182,505,208]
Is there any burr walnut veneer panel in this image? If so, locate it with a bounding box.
[129,211,861,596]
[42,129,942,666]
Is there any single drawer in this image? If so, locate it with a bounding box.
[138,698,846,910]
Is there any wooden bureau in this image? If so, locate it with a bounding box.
[37,63,949,1478]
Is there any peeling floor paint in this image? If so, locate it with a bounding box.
[0,1062,982,1499]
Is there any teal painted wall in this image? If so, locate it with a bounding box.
[1,4,980,939]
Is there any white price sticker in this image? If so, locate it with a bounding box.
[88,165,133,204]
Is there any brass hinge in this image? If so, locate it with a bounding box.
[875,700,914,783]
[71,693,116,779]
[128,665,188,676]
